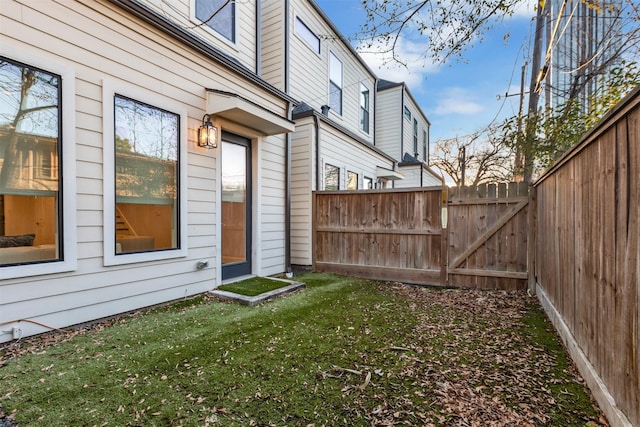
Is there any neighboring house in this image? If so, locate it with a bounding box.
[376,80,442,188]
[261,0,404,266]
[0,0,295,343]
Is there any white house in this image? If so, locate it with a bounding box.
[0,0,295,343]
[376,80,442,188]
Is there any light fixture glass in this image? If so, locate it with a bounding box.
[198,114,218,148]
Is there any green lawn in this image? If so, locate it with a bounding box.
[216,276,293,296]
[0,273,603,426]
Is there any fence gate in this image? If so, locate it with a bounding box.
[446,182,529,290]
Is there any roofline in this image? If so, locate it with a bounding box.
[305,0,377,80]
[292,109,397,163]
[108,0,296,105]
[378,81,431,126]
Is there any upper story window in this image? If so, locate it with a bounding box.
[404,106,411,121]
[295,17,320,53]
[324,163,339,190]
[0,57,62,267]
[413,118,418,157]
[360,84,370,134]
[194,0,236,43]
[329,52,343,115]
[423,129,428,162]
[113,95,181,256]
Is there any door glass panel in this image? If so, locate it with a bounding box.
[222,142,246,265]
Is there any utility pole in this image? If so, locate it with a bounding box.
[514,63,527,182]
[523,0,546,183]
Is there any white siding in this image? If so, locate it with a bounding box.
[0,0,289,343]
[423,168,443,186]
[140,0,258,72]
[260,0,285,90]
[287,0,376,142]
[375,86,403,160]
[290,119,315,266]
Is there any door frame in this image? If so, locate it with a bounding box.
[220,131,252,280]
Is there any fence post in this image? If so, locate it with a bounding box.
[527,185,537,294]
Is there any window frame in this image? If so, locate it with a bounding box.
[404,106,412,121]
[363,176,373,190]
[359,83,370,134]
[324,163,340,190]
[328,51,343,115]
[102,80,188,266]
[347,170,358,190]
[423,129,428,162]
[1,49,77,280]
[413,118,419,157]
[190,0,238,46]
[294,16,320,54]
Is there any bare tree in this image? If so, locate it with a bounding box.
[431,126,515,186]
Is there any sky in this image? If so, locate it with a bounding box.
[314,0,537,142]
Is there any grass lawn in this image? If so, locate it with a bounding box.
[0,273,603,426]
[216,276,294,296]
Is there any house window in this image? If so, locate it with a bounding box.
[329,52,343,115]
[0,57,62,266]
[363,176,373,189]
[404,106,411,121]
[194,0,235,43]
[413,118,418,157]
[114,95,180,255]
[360,84,370,134]
[423,129,428,162]
[347,171,358,190]
[295,17,320,53]
[324,163,339,190]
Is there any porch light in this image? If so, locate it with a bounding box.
[198,114,218,148]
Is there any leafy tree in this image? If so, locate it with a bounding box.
[504,61,640,176]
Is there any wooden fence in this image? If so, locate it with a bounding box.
[447,182,529,290]
[532,86,639,427]
[313,188,446,285]
[312,182,530,290]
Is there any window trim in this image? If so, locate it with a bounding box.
[102,80,188,266]
[413,118,419,157]
[190,0,238,47]
[1,48,77,280]
[294,16,321,54]
[328,51,343,115]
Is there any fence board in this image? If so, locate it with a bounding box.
[534,87,640,427]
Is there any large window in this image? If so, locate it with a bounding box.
[113,95,180,255]
[195,0,235,43]
[324,164,339,190]
[360,84,370,134]
[329,52,343,115]
[363,176,373,189]
[295,17,320,53]
[0,57,62,266]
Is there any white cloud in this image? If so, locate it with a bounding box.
[356,38,439,87]
[434,88,484,115]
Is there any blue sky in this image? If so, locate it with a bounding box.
[314,0,537,142]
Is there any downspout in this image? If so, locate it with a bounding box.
[255,0,261,75]
[400,85,405,159]
[285,103,293,276]
[284,0,292,275]
[373,77,378,145]
[315,115,321,190]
